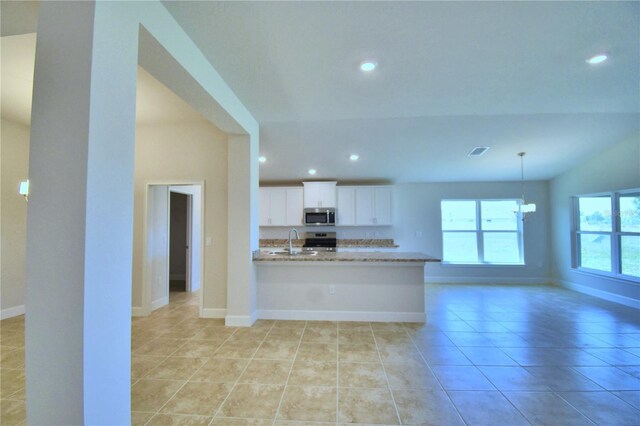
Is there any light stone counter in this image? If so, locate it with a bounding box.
[253,250,439,263]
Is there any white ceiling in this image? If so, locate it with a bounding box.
[2,1,639,183]
[162,1,640,183]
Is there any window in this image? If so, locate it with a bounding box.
[441,199,524,265]
[573,189,640,280]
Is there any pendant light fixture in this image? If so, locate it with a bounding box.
[515,152,536,220]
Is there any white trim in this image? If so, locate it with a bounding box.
[201,308,227,319]
[150,296,169,311]
[554,279,640,309]
[1,305,25,320]
[225,314,256,327]
[425,276,549,284]
[131,306,147,317]
[258,309,425,323]
[169,274,186,281]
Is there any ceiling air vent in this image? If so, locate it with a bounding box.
[468,146,490,157]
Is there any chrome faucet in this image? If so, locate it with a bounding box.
[288,228,299,254]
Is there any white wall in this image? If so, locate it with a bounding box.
[260,181,550,284]
[394,181,550,283]
[550,133,640,306]
[132,122,228,312]
[0,118,29,318]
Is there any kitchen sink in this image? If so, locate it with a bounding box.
[267,250,318,256]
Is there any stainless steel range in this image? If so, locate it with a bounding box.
[302,231,337,252]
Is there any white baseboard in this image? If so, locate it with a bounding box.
[258,309,425,323]
[201,308,227,319]
[426,276,550,285]
[131,306,147,317]
[170,274,186,280]
[555,279,640,309]
[1,305,25,320]
[150,296,169,311]
[225,314,256,327]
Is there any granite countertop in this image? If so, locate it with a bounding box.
[253,249,440,263]
[259,238,399,248]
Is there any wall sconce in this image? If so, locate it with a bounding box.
[19,180,29,201]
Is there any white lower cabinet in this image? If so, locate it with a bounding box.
[260,187,304,226]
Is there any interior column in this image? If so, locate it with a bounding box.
[226,134,260,326]
[25,1,138,423]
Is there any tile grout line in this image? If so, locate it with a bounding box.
[143,327,239,426]
[207,320,277,425]
[272,321,307,426]
[550,390,598,426]
[371,323,403,425]
[406,324,470,426]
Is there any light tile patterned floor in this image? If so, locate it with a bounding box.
[1,284,640,425]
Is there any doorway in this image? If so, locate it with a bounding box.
[169,191,191,295]
[143,183,204,315]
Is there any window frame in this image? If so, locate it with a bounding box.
[572,188,640,283]
[441,198,525,266]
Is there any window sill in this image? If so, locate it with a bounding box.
[573,267,640,285]
[442,262,526,267]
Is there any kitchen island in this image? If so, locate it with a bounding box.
[253,250,440,323]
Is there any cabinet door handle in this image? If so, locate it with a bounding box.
[373,217,377,224]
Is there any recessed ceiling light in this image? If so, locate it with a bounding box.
[258,156,267,163]
[360,61,377,72]
[586,53,608,64]
[349,154,359,161]
[308,169,317,175]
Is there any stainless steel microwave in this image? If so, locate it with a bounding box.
[303,208,336,226]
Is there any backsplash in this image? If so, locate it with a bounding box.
[259,238,398,248]
[259,227,395,240]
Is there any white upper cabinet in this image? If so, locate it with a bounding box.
[354,186,393,226]
[303,181,337,208]
[373,186,393,225]
[336,187,356,226]
[260,187,303,226]
[261,184,392,227]
[285,188,304,226]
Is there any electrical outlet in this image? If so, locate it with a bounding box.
[415,231,423,238]
[329,285,335,295]
[206,237,212,246]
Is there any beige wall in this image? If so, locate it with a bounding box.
[132,121,228,311]
[1,118,30,315]
[1,118,228,316]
